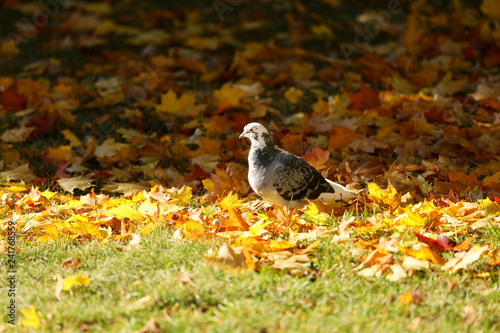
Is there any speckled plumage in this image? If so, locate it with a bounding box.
[239,123,357,207]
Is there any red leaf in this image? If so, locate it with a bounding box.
[436,234,457,250]
[1,85,27,111]
[415,232,447,251]
[493,194,500,204]
[349,83,380,110]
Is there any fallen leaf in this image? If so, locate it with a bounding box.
[447,245,489,272]
[386,264,408,282]
[57,176,92,194]
[20,305,41,329]
[61,257,80,269]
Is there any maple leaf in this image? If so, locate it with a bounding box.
[94,139,132,163]
[349,83,380,110]
[0,163,36,182]
[328,126,363,150]
[156,90,201,117]
[61,129,82,147]
[284,87,303,104]
[20,305,41,329]
[44,145,76,163]
[301,147,330,170]
[399,245,444,265]
[0,84,27,111]
[213,83,246,108]
[57,176,92,194]
[0,125,35,143]
[367,183,400,209]
[348,137,389,154]
[55,274,90,300]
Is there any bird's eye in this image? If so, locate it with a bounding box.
[250,129,254,132]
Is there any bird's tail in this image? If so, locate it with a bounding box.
[318,179,358,202]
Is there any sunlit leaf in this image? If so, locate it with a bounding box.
[20,305,41,329]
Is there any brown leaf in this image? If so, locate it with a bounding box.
[61,257,80,270]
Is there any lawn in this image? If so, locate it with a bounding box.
[1,0,500,332]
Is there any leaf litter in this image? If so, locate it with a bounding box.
[0,0,499,292]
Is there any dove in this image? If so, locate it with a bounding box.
[239,122,357,208]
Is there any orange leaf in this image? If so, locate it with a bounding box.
[328,126,363,150]
[182,220,205,239]
[1,84,27,111]
[227,208,250,231]
[184,136,221,158]
[398,290,424,305]
[453,236,477,252]
[234,236,295,253]
[301,147,330,170]
[399,245,444,265]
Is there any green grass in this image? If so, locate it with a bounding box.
[3,226,499,332]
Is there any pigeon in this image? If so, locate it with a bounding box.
[239,122,357,208]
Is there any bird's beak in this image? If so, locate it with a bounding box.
[239,131,247,139]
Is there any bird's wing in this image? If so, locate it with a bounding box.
[271,151,335,201]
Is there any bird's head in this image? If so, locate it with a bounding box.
[239,122,274,148]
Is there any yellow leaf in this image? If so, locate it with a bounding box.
[248,219,271,237]
[395,206,427,227]
[61,129,82,147]
[233,235,295,252]
[62,274,90,291]
[20,305,41,329]
[107,204,145,221]
[483,171,500,186]
[398,290,413,305]
[398,290,423,305]
[399,245,444,265]
[45,145,75,163]
[156,90,199,117]
[169,185,192,204]
[310,24,334,39]
[367,182,400,209]
[284,87,303,104]
[213,83,246,106]
[311,98,329,114]
[6,185,28,193]
[219,192,242,210]
[478,197,500,214]
[182,220,205,239]
[41,189,57,199]
[140,223,155,235]
[202,179,215,193]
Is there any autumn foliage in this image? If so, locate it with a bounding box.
[1,0,500,294]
